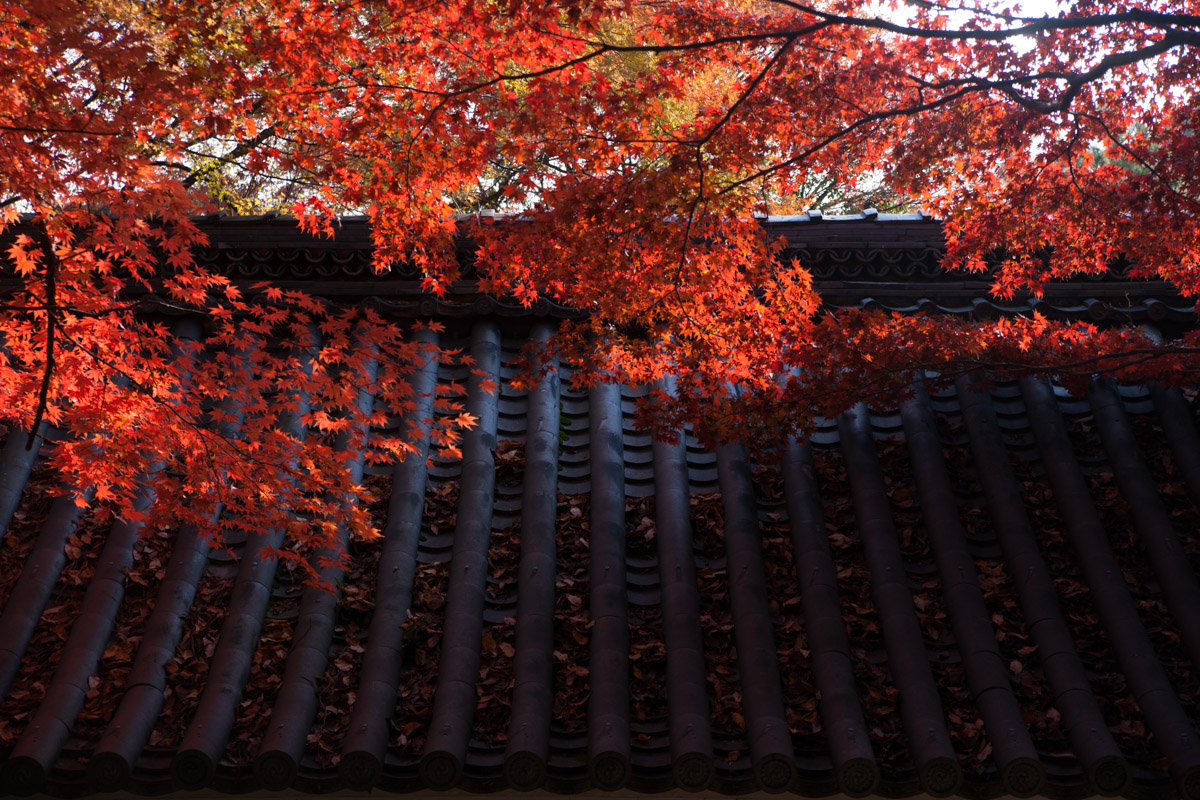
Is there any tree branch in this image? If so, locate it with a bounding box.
[690,32,807,146]
[182,125,278,189]
[758,2,1200,42]
[27,223,59,450]
[717,83,986,194]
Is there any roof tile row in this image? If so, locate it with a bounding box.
[0,320,1198,798]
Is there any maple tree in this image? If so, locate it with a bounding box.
[2,0,1200,562]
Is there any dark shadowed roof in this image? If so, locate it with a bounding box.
[1,218,1199,798]
[3,214,1188,326]
[189,213,1198,326]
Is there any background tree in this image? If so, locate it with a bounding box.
[3,0,1200,559]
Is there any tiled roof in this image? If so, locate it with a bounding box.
[192,214,1200,325]
[2,316,1200,798]
[2,215,1190,325]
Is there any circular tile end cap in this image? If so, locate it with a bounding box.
[673,751,715,792]
[171,749,215,790]
[504,750,547,791]
[589,750,631,791]
[1179,763,1200,800]
[838,756,880,797]
[339,749,383,791]
[919,755,963,798]
[421,749,463,790]
[86,750,131,792]
[754,752,796,794]
[255,749,298,790]
[1002,756,1046,798]
[0,755,45,797]
[1090,755,1131,797]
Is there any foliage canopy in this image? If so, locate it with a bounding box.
[3,0,1200,565]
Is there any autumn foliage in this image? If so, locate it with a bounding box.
[3,0,1200,558]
